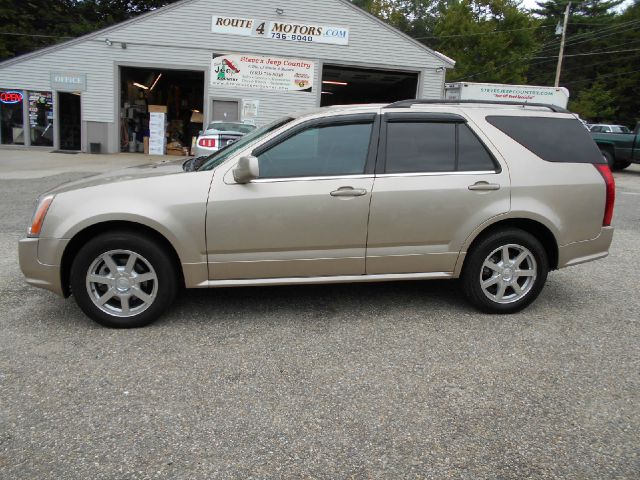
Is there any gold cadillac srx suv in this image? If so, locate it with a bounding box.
[19,100,615,328]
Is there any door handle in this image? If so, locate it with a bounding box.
[330,187,367,197]
[468,181,501,191]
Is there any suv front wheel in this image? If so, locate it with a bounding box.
[461,228,549,313]
[70,231,178,328]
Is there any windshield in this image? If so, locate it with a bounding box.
[205,122,256,134]
[198,117,294,171]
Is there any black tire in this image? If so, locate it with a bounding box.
[461,228,549,314]
[70,231,178,328]
[614,161,631,171]
[601,149,615,169]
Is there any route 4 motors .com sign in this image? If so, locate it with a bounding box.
[211,54,314,92]
[211,16,349,46]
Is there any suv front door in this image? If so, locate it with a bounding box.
[206,114,378,280]
[366,112,511,275]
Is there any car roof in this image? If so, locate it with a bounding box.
[293,101,570,122]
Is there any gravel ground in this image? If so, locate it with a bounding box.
[0,165,639,479]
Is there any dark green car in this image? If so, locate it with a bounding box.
[591,123,640,170]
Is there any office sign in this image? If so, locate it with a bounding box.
[211,54,314,92]
[50,72,87,92]
[211,15,349,46]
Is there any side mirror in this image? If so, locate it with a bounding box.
[198,130,203,135]
[233,155,259,184]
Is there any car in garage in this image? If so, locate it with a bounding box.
[193,121,256,157]
[19,100,615,328]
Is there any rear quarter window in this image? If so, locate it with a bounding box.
[486,116,605,164]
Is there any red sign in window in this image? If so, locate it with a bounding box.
[0,91,23,104]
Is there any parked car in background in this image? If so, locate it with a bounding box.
[19,100,615,328]
[591,122,640,170]
[193,121,256,157]
[590,124,631,134]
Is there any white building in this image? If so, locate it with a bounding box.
[0,0,454,153]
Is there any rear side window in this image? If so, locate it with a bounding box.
[385,122,497,173]
[458,124,497,171]
[386,122,456,172]
[487,116,605,164]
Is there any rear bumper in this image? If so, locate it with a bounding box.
[193,145,219,157]
[18,238,65,296]
[557,226,614,268]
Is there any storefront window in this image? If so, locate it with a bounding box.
[0,90,25,145]
[28,91,54,147]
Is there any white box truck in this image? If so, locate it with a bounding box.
[444,82,570,108]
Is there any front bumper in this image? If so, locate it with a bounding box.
[18,238,65,296]
[557,226,614,268]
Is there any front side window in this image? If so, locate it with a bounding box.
[256,122,373,179]
[198,117,293,171]
[385,121,496,173]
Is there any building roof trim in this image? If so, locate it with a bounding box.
[0,0,455,69]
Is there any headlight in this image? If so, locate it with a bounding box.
[27,194,55,238]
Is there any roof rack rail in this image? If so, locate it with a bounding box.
[384,99,569,113]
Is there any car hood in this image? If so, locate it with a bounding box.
[44,158,188,195]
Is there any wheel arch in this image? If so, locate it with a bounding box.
[60,220,185,297]
[458,217,559,275]
[595,141,616,157]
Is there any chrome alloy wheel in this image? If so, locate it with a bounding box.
[85,249,158,318]
[480,244,537,304]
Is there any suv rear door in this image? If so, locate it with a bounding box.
[366,111,511,275]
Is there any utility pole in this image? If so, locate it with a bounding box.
[554,2,571,87]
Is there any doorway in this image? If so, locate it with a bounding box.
[321,65,419,106]
[58,92,81,150]
[119,66,204,153]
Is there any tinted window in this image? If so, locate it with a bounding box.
[384,122,497,173]
[487,116,604,164]
[386,122,455,173]
[257,122,373,178]
[458,124,497,171]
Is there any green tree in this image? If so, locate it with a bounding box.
[570,81,617,121]
[0,0,178,61]
[431,0,540,83]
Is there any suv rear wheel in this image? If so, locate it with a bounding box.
[70,231,178,328]
[461,228,549,313]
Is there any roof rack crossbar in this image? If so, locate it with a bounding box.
[384,99,569,113]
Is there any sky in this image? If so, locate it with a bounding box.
[519,0,634,11]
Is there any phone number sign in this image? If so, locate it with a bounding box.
[212,16,349,46]
[211,54,315,92]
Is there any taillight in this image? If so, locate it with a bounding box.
[198,137,216,148]
[594,164,615,226]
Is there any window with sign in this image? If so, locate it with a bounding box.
[0,90,25,145]
[29,91,54,147]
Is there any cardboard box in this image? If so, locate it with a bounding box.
[148,104,168,113]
